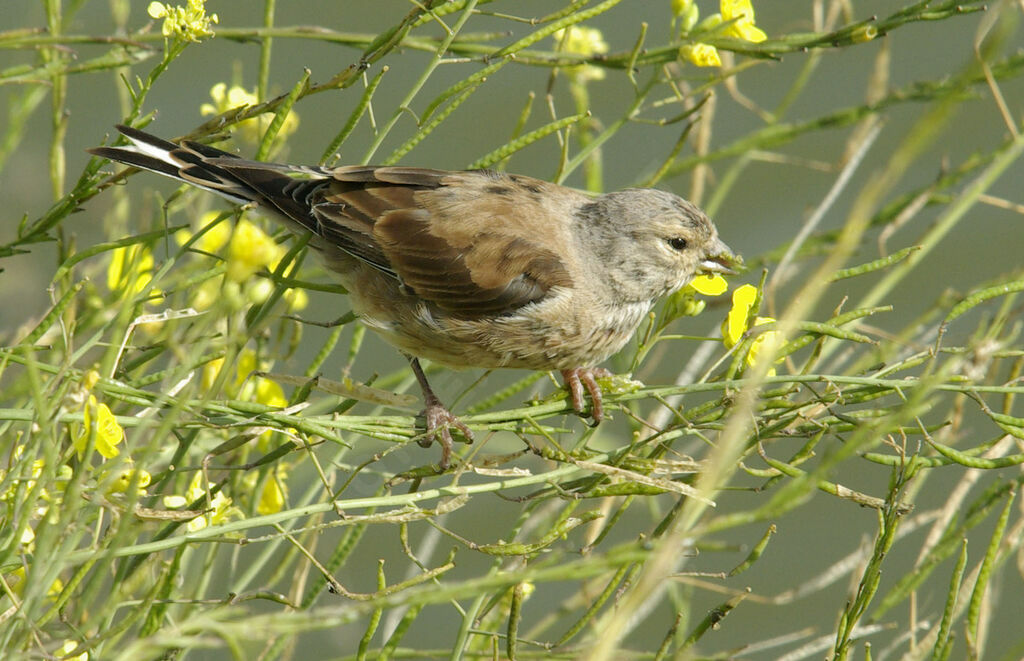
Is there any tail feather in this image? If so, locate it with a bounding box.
[88,125,429,277]
[88,125,257,205]
[88,145,188,183]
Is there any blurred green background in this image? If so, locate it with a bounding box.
[2,1,1023,658]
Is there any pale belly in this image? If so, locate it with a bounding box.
[360,295,651,371]
[320,249,652,371]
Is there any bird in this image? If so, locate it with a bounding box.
[89,124,735,469]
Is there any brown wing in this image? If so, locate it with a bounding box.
[91,125,575,318]
[308,168,576,317]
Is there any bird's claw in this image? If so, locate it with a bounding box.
[418,402,474,470]
[560,367,612,424]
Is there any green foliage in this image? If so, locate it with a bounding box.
[2,1,1024,659]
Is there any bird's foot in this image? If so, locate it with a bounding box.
[417,401,474,470]
[408,356,473,470]
[560,367,613,425]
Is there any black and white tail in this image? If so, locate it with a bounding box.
[87,124,354,243]
[88,125,459,279]
[88,124,269,205]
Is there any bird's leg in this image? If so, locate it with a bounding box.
[408,356,474,469]
[560,367,613,424]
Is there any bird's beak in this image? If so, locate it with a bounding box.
[699,238,740,276]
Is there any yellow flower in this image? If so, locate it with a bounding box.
[257,476,286,515]
[83,369,101,391]
[553,26,609,81]
[74,395,124,459]
[200,350,300,447]
[680,43,722,67]
[247,278,275,305]
[241,469,289,515]
[200,82,258,118]
[163,494,188,509]
[681,0,764,68]
[746,326,781,374]
[195,211,233,253]
[175,212,232,256]
[722,284,758,347]
[189,277,226,311]
[284,287,308,311]
[58,640,89,661]
[19,526,35,546]
[107,244,156,297]
[6,567,63,600]
[240,268,307,309]
[255,377,287,408]
[721,0,766,43]
[722,284,781,373]
[236,348,259,390]
[180,474,239,532]
[1,445,45,502]
[147,0,217,43]
[200,83,300,144]
[202,357,226,393]
[188,492,235,531]
[665,272,729,320]
[227,219,285,283]
[107,467,152,495]
[252,375,296,449]
[236,348,283,403]
[184,213,308,308]
[203,348,284,401]
[689,273,729,296]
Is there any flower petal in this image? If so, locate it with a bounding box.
[689,274,729,296]
[722,284,758,347]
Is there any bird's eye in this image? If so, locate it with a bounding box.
[667,237,688,251]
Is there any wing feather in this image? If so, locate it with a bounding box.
[91,126,574,318]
